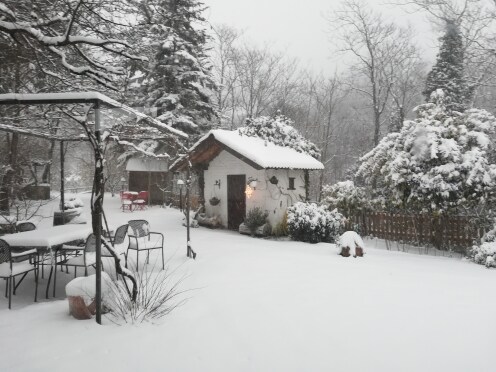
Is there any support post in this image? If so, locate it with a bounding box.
[186,164,191,258]
[148,171,151,206]
[93,103,103,325]
[304,170,310,202]
[60,141,65,224]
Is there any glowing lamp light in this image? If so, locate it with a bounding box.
[249,179,258,189]
[245,185,254,199]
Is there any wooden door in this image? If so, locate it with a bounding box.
[227,175,246,230]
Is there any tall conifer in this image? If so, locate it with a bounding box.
[423,20,471,112]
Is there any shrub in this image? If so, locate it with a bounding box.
[272,211,289,237]
[287,202,345,243]
[245,207,268,234]
[322,180,368,217]
[470,225,496,268]
[104,266,188,324]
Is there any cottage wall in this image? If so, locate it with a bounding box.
[204,150,306,229]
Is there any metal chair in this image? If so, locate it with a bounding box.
[53,234,96,297]
[121,192,134,212]
[132,191,148,211]
[102,224,129,278]
[16,221,36,232]
[126,220,164,270]
[0,239,38,309]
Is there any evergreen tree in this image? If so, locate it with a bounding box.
[132,0,217,139]
[423,20,472,112]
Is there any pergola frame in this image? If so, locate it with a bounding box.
[0,92,187,324]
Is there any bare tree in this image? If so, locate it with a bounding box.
[330,0,420,146]
[0,0,144,90]
[234,44,297,121]
[211,24,243,129]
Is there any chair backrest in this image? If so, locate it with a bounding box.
[85,234,97,253]
[121,192,134,201]
[138,191,149,202]
[16,222,36,232]
[0,239,11,265]
[128,219,150,237]
[113,224,129,245]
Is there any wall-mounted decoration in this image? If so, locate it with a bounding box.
[209,196,221,206]
[269,176,279,185]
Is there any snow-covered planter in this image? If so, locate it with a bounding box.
[65,273,112,320]
[287,202,345,244]
[239,222,271,237]
[337,231,366,257]
[197,213,222,229]
[470,226,496,268]
[64,195,84,210]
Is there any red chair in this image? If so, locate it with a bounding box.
[132,191,148,211]
[121,192,134,212]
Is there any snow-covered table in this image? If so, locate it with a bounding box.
[2,225,92,298]
[2,225,92,249]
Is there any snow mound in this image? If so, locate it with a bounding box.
[338,231,366,256]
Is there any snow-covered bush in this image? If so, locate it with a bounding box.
[471,225,496,268]
[239,114,320,159]
[357,90,496,213]
[287,202,345,243]
[245,207,268,234]
[104,267,187,324]
[322,181,369,217]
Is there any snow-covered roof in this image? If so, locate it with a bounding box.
[126,157,168,172]
[172,129,324,170]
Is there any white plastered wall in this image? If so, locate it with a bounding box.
[204,150,306,229]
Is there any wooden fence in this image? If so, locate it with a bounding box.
[347,212,488,252]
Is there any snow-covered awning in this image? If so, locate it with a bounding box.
[0,92,188,139]
[171,129,324,171]
[126,157,168,172]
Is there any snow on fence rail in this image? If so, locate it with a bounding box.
[347,212,488,252]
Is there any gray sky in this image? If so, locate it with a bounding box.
[204,0,439,73]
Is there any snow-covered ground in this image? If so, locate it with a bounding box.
[0,193,494,372]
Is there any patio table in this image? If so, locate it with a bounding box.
[2,225,92,298]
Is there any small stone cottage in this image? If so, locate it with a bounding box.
[171,130,324,230]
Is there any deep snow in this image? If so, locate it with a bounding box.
[0,193,494,372]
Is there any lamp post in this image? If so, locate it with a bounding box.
[177,179,184,211]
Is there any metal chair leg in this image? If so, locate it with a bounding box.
[8,277,12,309]
[147,251,150,264]
[34,267,39,303]
[5,278,7,298]
[53,264,57,297]
[161,248,165,270]
[12,277,15,295]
